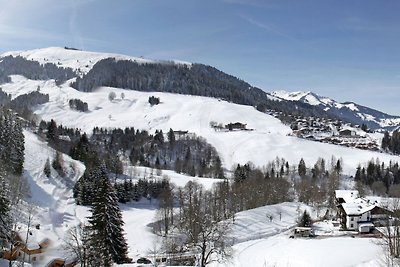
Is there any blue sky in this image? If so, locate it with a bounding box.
[1,0,400,115]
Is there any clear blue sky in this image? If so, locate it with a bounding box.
[1,0,400,115]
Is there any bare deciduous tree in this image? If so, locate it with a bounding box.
[63,224,93,267]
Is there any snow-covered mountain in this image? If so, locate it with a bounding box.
[1,46,191,75]
[272,90,400,131]
[1,47,397,267]
[2,74,400,175]
[4,47,399,133]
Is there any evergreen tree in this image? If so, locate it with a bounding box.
[46,119,59,146]
[168,128,175,145]
[88,165,129,265]
[298,210,312,227]
[298,158,307,177]
[0,110,25,175]
[0,171,10,247]
[44,158,51,177]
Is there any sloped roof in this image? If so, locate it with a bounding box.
[341,198,376,216]
[335,190,358,203]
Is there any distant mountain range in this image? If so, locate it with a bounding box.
[1,47,399,131]
[271,91,400,131]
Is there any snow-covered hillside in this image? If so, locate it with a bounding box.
[272,90,400,130]
[3,75,400,174]
[1,47,191,75]
[20,130,87,264]
[2,47,397,267]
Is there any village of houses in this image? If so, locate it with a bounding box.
[290,117,380,151]
[211,112,381,152]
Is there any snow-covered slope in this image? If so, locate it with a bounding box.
[3,75,400,175]
[1,47,191,75]
[21,130,88,264]
[272,90,400,130]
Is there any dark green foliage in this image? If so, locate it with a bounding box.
[0,88,11,106]
[70,58,339,123]
[382,130,400,154]
[87,165,129,265]
[73,171,97,206]
[233,164,251,183]
[52,151,65,177]
[0,88,49,121]
[0,55,76,84]
[69,98,88,112]
[44,158,51,177]
[229,162,292,212]
[148,96,160,106]
[70,133,100,171]
[298,158,307,177]
[46,119,59,147]
[298,210,312,227]
[168,128,175,144]
[0,170,11,247]
[114,178,171,203]
[91,127,223,178]
[0,109,25,175]
[354,159,400,196]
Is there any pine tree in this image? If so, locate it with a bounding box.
[88,165,129,265]
[0,170,10,247]
[0,110,25,176]
[298,210,312,227]
[168,128,175,145]
[44,158,51,177]
[298,158,307,177]
[46,119,59,146]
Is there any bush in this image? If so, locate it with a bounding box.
[148,96,160,106]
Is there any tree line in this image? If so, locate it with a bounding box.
[355,159,400,197]
[70,58,339,122]
[0,55,76,85]
[382,130,400,155]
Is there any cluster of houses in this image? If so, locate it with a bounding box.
[335,190,395,233]
[1,227,76,267]
[288,115,379,151]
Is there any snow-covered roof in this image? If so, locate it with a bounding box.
[341,198,376,216]
[16,227,50,251]
[364,196,400,212]
[335,190,359,203]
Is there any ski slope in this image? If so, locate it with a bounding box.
[18,123,388,267]
[3,75,400,175]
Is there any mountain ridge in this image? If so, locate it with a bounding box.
[1,47,399,131]
[272,90,400,131]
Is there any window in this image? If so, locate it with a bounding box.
[350,224,354,228]
[350,217,354,221]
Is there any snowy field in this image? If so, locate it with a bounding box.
[19,129,389,267]
[3,75,400,176]
[2,48,398,266]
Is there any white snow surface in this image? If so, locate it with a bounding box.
[19,130,388,267]
[2,76,399,174]
[2,61,397,266]
[1,47,191,74]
